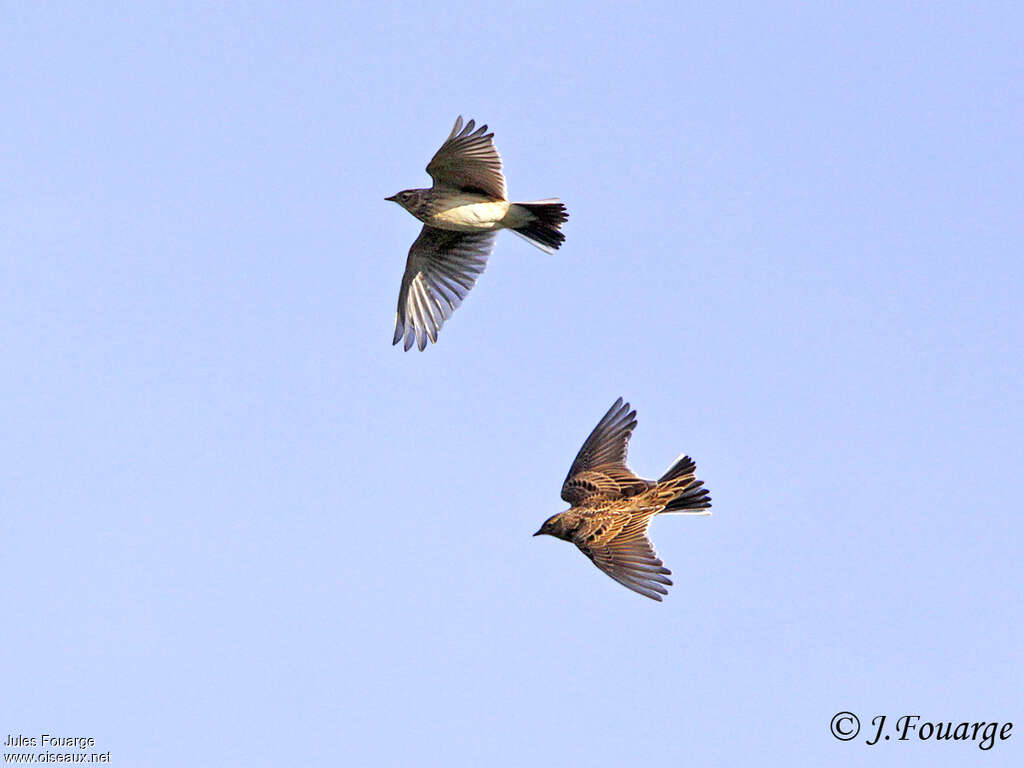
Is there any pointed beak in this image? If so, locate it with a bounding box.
[532,529,544,537]
[385,194,397,202]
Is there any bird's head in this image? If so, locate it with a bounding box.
[385,189,421,213]
[533,512,574,541]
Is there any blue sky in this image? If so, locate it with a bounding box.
[2,2,1021,766]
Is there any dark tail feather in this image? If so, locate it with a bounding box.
[511,200,568,253]
[663,480,711,513]
[659,455,712,513]
[660,454,697,482]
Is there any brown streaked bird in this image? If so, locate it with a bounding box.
[386,116,568,351]
[533,398,711,602]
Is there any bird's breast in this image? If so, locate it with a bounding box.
[427,199,511,232]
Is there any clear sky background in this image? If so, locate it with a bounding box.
[3,2,1021,766]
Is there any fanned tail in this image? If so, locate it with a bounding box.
[509,199,568,253]
[658,454,712,514]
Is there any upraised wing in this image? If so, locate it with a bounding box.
[426,116,507,199]
[561,398,652,505]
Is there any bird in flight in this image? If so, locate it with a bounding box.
[534,398,711,601]
[386,116,568,351]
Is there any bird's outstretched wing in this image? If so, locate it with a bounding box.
[561,398,651,504]
[393,226,497,351]
[426,116,507,199]
[576,511,672,601]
